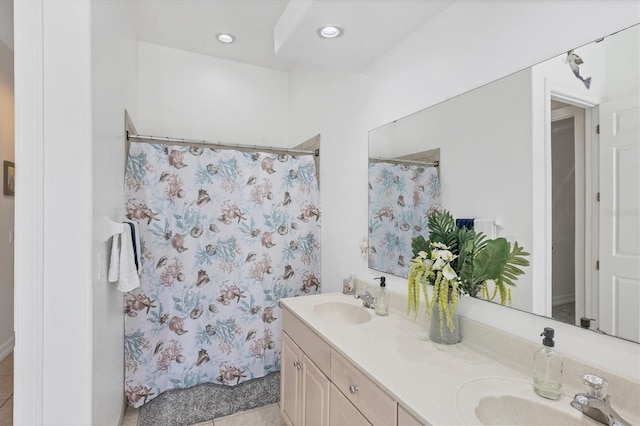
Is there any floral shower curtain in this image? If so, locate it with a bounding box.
[368,162,441,278]
[123,142,321,407]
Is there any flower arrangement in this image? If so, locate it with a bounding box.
[408,242,461,335]
[408,210,530,335]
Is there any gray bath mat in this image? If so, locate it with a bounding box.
[139,372,280,426]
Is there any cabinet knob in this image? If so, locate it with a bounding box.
[294,361,302,371]
[349,385,359,394]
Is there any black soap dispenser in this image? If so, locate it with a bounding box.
[533,327,563,399]
[374,276,389,316]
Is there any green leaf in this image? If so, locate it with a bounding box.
[473,238,510,282]
[497,241,530,287]
[426,210,458,250]
[456,228,488,296]
[411,235,430,259]
[454,229,474,283]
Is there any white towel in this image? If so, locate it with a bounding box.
[117,222,140,292]
[475,219,497,240]
[107,233,120,282]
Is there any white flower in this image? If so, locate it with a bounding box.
[437,249,455,262]
[432,257,445,271]
[423,258,434,270]
[418,251,428,259]
[442,264,458,280]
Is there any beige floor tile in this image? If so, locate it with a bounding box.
[121,405,139,426]
[214,404,284,426]
[0,375,12,403]
[0,396,12,426]
[0,354,13,377]
[188,421,213,426]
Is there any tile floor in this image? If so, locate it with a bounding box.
[0,353,285,426]
[0,353,283,426]
[0,352,12,426]
[122,402,285,426]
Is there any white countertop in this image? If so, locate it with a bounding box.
[281,292,608,425]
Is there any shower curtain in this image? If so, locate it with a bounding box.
[123,142,321,407]
[368,162,441,277]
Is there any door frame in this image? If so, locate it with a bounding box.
[14,1,45,424]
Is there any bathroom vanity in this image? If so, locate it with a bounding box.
[280,291,639,425]
[281,303,412,425]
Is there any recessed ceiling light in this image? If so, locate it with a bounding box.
[318,26,341,38]
[217,34,235,44]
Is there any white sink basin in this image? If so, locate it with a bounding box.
[456,377,598,425]
[313,302,372,325]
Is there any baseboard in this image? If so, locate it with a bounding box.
[0,334,15,361]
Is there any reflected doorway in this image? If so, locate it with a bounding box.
[550,101,591,327]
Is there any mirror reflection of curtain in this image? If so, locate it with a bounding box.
[123,142,321,407]
[368,162,441,277]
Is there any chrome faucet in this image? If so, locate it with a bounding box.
[354,287,375,309]
[570,374,631,426]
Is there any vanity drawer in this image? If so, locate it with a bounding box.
[283,308,331,376]
[330,383,371,426]
[330,349,396,425]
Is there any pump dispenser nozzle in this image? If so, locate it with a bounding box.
[541,327,555,347]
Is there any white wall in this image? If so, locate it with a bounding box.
[288,64,376,287]
[14,0,138,424]
[603,24,640,98]
[136,42,289,144]
[288,0,640,379]
[40,1,93,423]
[0,37,14,360]
[91,1,138,424]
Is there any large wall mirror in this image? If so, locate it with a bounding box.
[368,24,639,343]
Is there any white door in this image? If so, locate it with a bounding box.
[598,94,640,341]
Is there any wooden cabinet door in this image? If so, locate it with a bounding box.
[281,332,302,426]
[302,353,329,426]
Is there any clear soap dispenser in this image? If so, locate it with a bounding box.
[374,276,389,316]
[533,327,563,400]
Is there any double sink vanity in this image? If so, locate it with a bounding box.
[279,286,639,425]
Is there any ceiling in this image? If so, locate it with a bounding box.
[2,0,455,71]
[134,0,293,71]
[134,0,455,72]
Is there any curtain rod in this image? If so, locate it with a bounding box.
[127,132,319,157]
[369,157,439,167]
